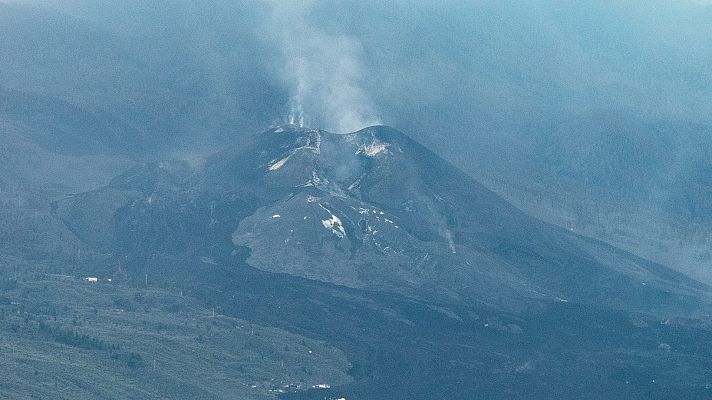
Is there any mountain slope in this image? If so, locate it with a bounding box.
[56,125,710,316]
[28,123,712,400]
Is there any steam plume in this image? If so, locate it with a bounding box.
[265,0,381,133]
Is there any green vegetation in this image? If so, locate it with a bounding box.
[38,321,108,351]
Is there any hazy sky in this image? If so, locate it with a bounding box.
[7,0,710,135]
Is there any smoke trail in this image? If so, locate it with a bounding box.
[265,0,381,133]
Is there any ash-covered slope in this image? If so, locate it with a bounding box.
[57,125,709,315]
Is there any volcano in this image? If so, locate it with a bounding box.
[53,124,712,399]
[57,124,708,314]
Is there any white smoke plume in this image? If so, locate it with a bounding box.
[265,0,381,133]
